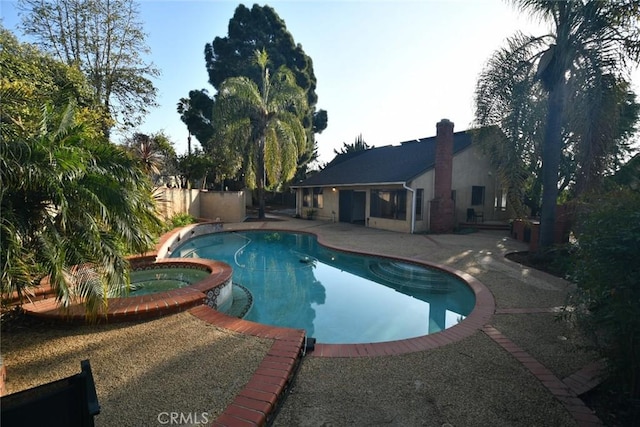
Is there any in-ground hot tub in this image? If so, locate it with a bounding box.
[123,267,211,296]
[21,257,234,323]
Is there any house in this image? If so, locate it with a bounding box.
[291,119,508,233]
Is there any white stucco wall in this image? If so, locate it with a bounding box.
[156,188,201,219]
[200,190,247,223]
[156,188,246,222]
[409,170,435,233]
[451,146,498,223]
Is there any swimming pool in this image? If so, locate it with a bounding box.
[170,231,475,344]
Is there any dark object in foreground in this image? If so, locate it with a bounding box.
[1,359,100,427]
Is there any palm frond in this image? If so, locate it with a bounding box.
[2,101,162,319]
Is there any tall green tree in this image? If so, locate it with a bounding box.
[212,50,307,218]
[474,63,638,217]
[176,149,216,190]
[0,26,111,139]
[17,0,159,135]
[474,0,640,249]
[180,4,326,176]
[334,134,371,155]
[206,4,326,134]
[177,90,215,151]
[1,32,162,320]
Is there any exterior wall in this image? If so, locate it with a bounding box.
[365,184,412,233]
[295,185,412,233]
[200,190,247,223]
[299,187,340,222]
[157,188,201,219]
[410,170,435,233]
[295,188,302,216]
[451,146,498,224]
[365,214,411,233]
[155,188,246,222]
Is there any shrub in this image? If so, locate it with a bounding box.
[567,189,640,410]
[168,213,196,230]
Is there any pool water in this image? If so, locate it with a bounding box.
[123,268,210,296]
[170,231,475,344]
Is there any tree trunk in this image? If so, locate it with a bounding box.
[539,82,566,249]
[258,139,266,219]
[258,183,266,219]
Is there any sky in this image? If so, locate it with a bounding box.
[2,0,639,166]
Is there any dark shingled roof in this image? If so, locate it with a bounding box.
[293,130,473,188]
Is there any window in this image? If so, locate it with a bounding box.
[495,187,507,211]
[370,189,407,220]
[313,187,323,209]
[415,189,424,220]
[471,186,485,206]
[302,188,311,207]
[303,187,323,208]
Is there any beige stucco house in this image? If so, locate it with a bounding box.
[291,119,508,233]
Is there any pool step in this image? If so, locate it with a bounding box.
[223,284,253,318]
[369,262,453,293]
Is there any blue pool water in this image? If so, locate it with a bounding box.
[170,231,475,344]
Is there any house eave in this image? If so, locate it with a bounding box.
[290,181,409,189]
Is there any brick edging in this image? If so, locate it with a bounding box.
[562,360,605,397]
[495,307,562,314]
[188,306,306,426]
[482,325,603,426]
[0,362,6,397]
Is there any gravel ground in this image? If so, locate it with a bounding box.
[1,311,272,426]
[276,332,575,427]
[492,313,598,379]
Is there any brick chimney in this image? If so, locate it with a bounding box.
[430,119,455,233]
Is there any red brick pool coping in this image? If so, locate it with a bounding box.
[309,263,494,357]
[19,258,233,323]
[18,225,496,357]
[188,306,306,427]
[156,225,497,358]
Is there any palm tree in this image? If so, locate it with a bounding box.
[474,0,640,249]
[126,133,165,176]
[1,100,162,319]
[212,49,308,219]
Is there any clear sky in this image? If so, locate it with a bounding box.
[2,0,639,165]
